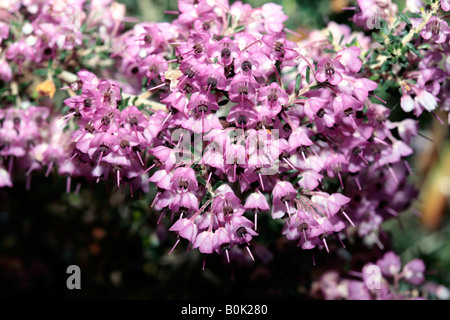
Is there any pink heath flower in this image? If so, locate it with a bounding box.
[336,46,362,73]
[402,259,426,285]
[257,82,289,118]
[420,17,450,44]
[442,0,450,11]
[169,218,198,242]
[0,59,12,82]
[376,251,402,277]
[0,21,8,44]
[316,57,345,85]
[0,165,13,187]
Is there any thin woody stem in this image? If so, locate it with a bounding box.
[371,4,439,69]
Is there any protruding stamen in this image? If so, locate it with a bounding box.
[168,239,180,255]
[157,211,165,224]
[337,171,344,190]
[258,173,265,191]
[45,161,53,177]
[341,211,355,227]
[136,150,144,166]
[246,246,255,261]
[355,177,362,191]
[151,192,161,208]
[66,176,71,194]
[322,238,329,253]
[404,159,413,175]
[387,165,399,184]
[370,232,385,250]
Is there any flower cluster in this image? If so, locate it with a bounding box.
[0,0,449,297]
[0,105,70,189]
[312,251,450,300]
[26,0,447,265]
[0,0,129,188]
[0,0,126,78]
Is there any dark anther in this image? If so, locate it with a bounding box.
[85,122,95,134]
[344,108,354,116]
[237,115,248,125]
[101,115,111,126]
[432,19,441,36]
[99,144,109,153]
[193,43,204,54]
[221,243,231,252]
[129,116,138,126]
[168,105,179,115]
[236,227,246,237]
[280,150,290,159]
[184,68,195,78]
[13,117,21,125]
[238,86,248,95]
[207,77,218,88]
[120,139,130,148]
[112,164,122,172]
[103,90,113,103]
[223,204,234,216]
[280,195,290,203]
[178,179,189,190]
[132,145,141,152]
[83,98,92,108]
[221,48,231,59]
[317,108,326,118]
[157,131,165,140]
[131,66,139,74]
[197,104,208,113]
[352,147,362,157]
[241,60,252,72]
[274,41,284,52]
[183,83,193,93]
[325,62,335,78]
[299,223,308,231]
[268,93,278,103]
[319,233,328,241]
[143,34,152,44]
